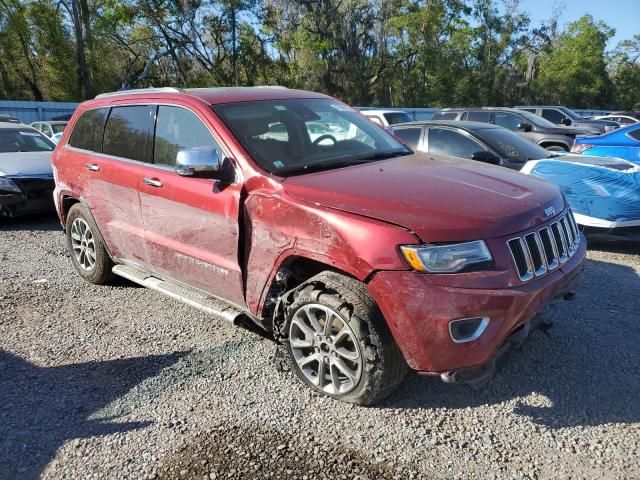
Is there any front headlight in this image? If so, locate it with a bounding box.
[0,176,21,193]
[400,240,493,273]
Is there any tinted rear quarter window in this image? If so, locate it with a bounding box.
[467,111,492,122]
[103,105,155,162]
[154,106,220,167]
[393,127,422,149]
[68,108,109,152]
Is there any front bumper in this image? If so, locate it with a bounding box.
[367,236,586,373]
[0,178,55,218]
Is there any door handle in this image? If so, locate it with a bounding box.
[84,163,100,172]
[143,177,163,188]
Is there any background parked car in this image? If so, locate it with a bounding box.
[521,156,640,242]
[30,121,68,144]
[0,114,21,124]
[392,120,594,171]
[515,106,618,133]
[592,114,639,125]
[431,107,589,151]
[0,122,56,217]
[571,123,640,163]
[360,109,413,127]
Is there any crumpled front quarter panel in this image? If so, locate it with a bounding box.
[243,190,417,315]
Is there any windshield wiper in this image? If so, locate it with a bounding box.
[277,149,412,176]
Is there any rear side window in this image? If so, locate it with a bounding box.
[467,111,492,122]
[628,129,640,141]
[428,127,485,159]
[494,112,523,130]
[393,127,422,149]
[68,108,109,152]
[154,106,221,167]
[103,105,155,162]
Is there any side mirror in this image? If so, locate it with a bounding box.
[176,147,235,184]
[562,118,572,126]
[471,151,501,165]
[517,122,533,132]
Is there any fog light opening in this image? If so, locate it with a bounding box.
[449,317,489,344]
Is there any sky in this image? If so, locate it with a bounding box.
[517,0,639,49]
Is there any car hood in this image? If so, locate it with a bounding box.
[544,126,591,136]
[282,153,564,242]
[0,151,53,177]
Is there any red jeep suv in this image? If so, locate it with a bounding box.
[52,87,585,405]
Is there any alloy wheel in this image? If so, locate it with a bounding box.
[289,303,363,395]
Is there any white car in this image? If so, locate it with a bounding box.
[0,122,55,217]
[360,109,413,127]
[30,121,68,144]
[592,115,639,125]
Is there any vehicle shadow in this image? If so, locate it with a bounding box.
[382,256,640,429]
[0,349,185,480]
[0,212,60,232]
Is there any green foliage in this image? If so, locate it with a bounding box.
[0,0,637,110]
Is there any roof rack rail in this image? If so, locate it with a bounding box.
[95,87,184,99]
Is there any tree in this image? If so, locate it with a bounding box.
[533,15,614,108]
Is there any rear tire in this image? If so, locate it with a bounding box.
[283,271,407,405]
[543,145,568,152]
[66,203,113,284]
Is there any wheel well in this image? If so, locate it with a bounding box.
[61,196,80,221]
[539,141,569,151]
[262,256,360,327]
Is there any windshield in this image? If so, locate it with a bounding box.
[213,99,412,176]
[383,112,413,125]
[478,127,554,162]
[517,110,558,128]
[0,128,55,153]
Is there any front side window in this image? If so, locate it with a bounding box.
[393,127,422,149]
[628,128,640,141]
[68,108,109,152]
[427,128,485,159]
[0,128,55,152]
[103,105,155,162]
[213,99,411,176]
[154,106,221,167]
[494,112,524,130]
[541,109,568,125]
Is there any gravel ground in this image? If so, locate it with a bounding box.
[1,213,639,480]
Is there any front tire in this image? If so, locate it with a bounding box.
[284,272,407,405]
[66,203,113,284]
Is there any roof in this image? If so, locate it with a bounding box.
[361,109,408,114]
[33,120,68,125]
[392,120,501,130]
[435,107,520,112]
[0,121,34,129]
[91,86,330,106]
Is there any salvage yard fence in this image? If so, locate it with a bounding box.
[0,100,79,124]
[0,100,612,125]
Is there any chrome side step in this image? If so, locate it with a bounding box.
[112,264,243,323]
